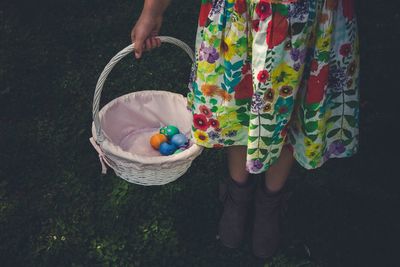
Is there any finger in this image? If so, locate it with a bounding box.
[150,37,158,49]
[145,39,152,51]
[134,38,145,59]
[155,37,161,48]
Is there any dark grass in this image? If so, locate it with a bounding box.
[1,0,399,266]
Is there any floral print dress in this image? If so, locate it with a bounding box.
[187,0,360,174]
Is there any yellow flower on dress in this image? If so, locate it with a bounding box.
[222,32,238,61]
[271,63,298,89]
[194,130,209,146]
[217,110,238,128]
[316,35,331,52]
[198,61,216,74]
[305,143,322,158]
[221,124,242,137]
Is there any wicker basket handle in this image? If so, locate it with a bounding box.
[92,36,195,143]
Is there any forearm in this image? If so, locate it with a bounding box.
[142,0,171,18]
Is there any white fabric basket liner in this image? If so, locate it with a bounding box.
[92,90,201,168]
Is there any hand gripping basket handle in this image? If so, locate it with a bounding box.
[92,36,195,143]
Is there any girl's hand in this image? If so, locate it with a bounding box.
[131,12,162,59]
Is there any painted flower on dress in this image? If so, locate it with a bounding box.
[306,64,329,104]
[257,70,269,83]
[342,0,354,20]
[246,159,264,173]
[252,19,260,32]
[328,140,346,155]
[209,118,220,129]
[193,113,210,131]
[194,129,210,145]
[199,42,219,64]
[339,43,352,57]
[271,63,298,89]
[198,1,212,27]
[234,74,254,99]
[234,0,247,14]
[328,64,346,92]
[279,85,293,97]
[255,0,272,21]
[199,105,212,118]
[251,93,264,113]
[264,88,275,102]
[267,12,289,47]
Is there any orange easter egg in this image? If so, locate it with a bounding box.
[150,133,168,150]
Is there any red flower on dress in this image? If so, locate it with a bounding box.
[198,2,212,27]
[342,0,354,21]
[306,64,329,104]
[213,144,224,149]
[255,0,272,21]
[193,113,210,131]
[257,70,269,83]
[199,105,212,118]
[252,19,260,32]
[234,0,247,14]
[209,118,220,129]
[234,74,254,99]
[339,43,352,57]
[310,59,319,72]
[266,12,289,48]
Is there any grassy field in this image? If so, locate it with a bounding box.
[1,0,399,266]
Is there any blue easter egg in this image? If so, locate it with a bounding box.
[171,133,188,148]
[159,142,177,156]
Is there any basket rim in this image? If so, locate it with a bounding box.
[91,90,203,165]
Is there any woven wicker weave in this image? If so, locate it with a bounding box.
[90,36,203,186]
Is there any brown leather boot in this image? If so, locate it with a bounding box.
[252,178,291,258]
[217,175,256,248]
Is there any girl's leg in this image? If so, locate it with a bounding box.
[264,145,294,192]
[227,146,249,185]
[218,145,254,248]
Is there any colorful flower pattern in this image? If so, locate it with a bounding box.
[188,0,360,173]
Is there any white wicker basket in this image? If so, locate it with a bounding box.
[90,36,203,186]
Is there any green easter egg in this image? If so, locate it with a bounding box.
[173,148,184,155]
[159,126,168,135]
[165,125,180,139]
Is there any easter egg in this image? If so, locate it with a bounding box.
[164,125,180,139]
[159,126,168,135]
[173,148,184,155]
[159,142,177,156]
[171,133,188,148]
[150,133,168,150]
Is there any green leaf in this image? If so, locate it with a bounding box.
[344,89,356,96]
[308,134,318,141]
[249,124,258,130]
[237,107,247,113]
[273,4,288,16]
[261,136,273,145]
[344,115,356,127]
[224,140,235,145]
[345,101,358,108]
[305,110,318,119]
[248,136,258,142]
[248,148,258,155]
[260,113,273,120]
[215,65,225,75]
[209,98,218,105]
[330,102,343,109]
[210,106,218,112]
[200,96,206,103]
[271,148,280,154]
[261,124,276,132]
[343,129,353,139]
[317,51,330,62]
[327,128,340,138]
[305,121,318,132]
[326,115,341,124]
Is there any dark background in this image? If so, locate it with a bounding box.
[1,0,399,266]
